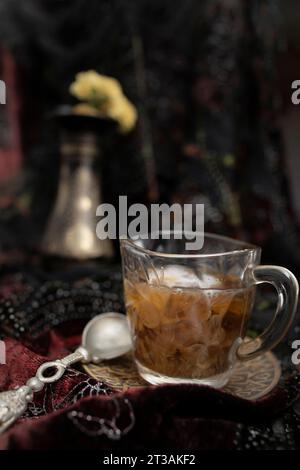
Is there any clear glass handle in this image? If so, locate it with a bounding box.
[237,265,299,361]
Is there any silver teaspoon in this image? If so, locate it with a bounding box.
[0,312,132,434]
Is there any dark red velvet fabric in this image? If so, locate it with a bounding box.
[0,327,294,450]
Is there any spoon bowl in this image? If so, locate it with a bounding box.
[82,312,132,362]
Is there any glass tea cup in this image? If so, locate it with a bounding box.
[120,232,298,388]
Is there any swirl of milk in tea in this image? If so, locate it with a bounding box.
[149,264,222,290]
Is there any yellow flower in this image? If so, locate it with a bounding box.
[69,70,137,133]
[70,70,122,105]
[107,96,138,133]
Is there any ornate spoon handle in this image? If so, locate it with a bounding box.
[0,386,33,434]
[0,347,88,434]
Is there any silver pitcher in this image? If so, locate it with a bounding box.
[41,116,114,260]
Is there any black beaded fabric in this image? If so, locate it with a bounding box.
[0,262,300,450]
[234,372,300,450]
[0,263,124,341]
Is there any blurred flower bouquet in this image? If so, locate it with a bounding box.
[70,70,137,133]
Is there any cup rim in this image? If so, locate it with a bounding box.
[120,231,260,259]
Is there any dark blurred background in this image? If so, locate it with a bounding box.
[0,0,300,274]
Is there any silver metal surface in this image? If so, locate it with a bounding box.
[41,132,113,260]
